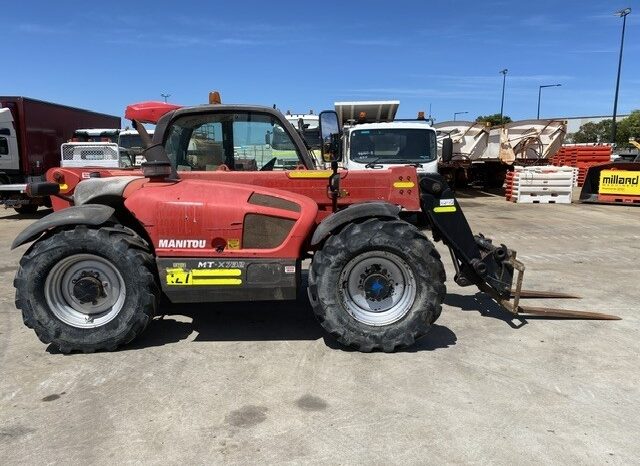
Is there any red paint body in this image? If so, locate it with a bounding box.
[123,179,318,258]
[48,166,422,221]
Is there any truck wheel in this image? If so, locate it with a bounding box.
[14,204,38,215]
[308,218,446,352]
[14,225,158,353]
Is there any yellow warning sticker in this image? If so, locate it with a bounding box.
[599,170,640,196]
[166,267,242,286]
[227,239,240,250]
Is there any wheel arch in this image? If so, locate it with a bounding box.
[310,201,401,248]
[12,204,116,249]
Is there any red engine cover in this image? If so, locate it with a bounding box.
[124,179,318,259]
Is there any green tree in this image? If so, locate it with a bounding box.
[571,120,611,144]
[616,110,640,148]
[570,110,640,147]
[475,114,512,126]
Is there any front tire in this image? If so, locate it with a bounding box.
[308,218,446,352]
[14,225,158,353]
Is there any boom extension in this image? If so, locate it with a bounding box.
[419,175,621,321]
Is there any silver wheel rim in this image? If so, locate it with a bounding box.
[44,254,126,328]
[339,250,416,326]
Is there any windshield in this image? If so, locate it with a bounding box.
[119,134,146,149]
[349,128,437,163]
[73,132,118,143]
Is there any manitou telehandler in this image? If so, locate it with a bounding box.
[12,100,618,353]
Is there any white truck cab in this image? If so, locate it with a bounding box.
[343,121,439,174]
[335,101,438,175]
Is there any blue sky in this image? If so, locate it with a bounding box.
[3,0,639,124]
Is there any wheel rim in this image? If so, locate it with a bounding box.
[339,250,416,326]
[44,254,126,328]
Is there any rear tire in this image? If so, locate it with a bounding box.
[308,218,446,352]
[14,204,38,215]
[14,225,158,353]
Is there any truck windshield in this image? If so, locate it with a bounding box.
[350,128,436,163]
[73,132,118,143]
[119,134,145,149]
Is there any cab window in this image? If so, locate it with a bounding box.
[0,137,8,155]
[164,112,303,171]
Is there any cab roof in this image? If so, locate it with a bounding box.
[347,121,435,131]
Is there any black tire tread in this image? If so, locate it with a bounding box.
[14,225,158,353]
[308,218,446,352]
[14,204,38,215]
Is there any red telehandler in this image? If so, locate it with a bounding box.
[12,101,618,353]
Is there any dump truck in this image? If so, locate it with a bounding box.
[12,100,618,354]
[0,97,120,213]
[435,119,567,188]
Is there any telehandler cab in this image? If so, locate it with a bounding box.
[12,101,618,353]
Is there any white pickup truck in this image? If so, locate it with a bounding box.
[62,128,154,168]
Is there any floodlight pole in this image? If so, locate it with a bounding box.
[499,69,508,124]
[611,8,631,145]
[453,111,468,121]
[537,84,562,119]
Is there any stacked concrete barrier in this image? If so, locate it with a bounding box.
[505,166,575,204]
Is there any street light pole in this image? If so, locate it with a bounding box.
[612,7,631,145]
[499,69,508,124]
[161,93,171,103]
[453,111,468,121]
[537,84,562,119]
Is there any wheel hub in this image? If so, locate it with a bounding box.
[45,254,126,328]
[339,251,417,326]
[363,272,392,301]
[72,272,106,305]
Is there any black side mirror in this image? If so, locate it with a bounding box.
[441,138,453,163]
[319,111,342,163]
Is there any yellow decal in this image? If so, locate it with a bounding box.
[227,239,240,250]
[393,181,415,189]
[599,170,640,196]
[59,183,69,192]
[433,206,457,213]
[166,267,242,286]
[287,170,333,179]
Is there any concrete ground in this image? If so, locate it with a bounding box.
[0,195,638,465]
